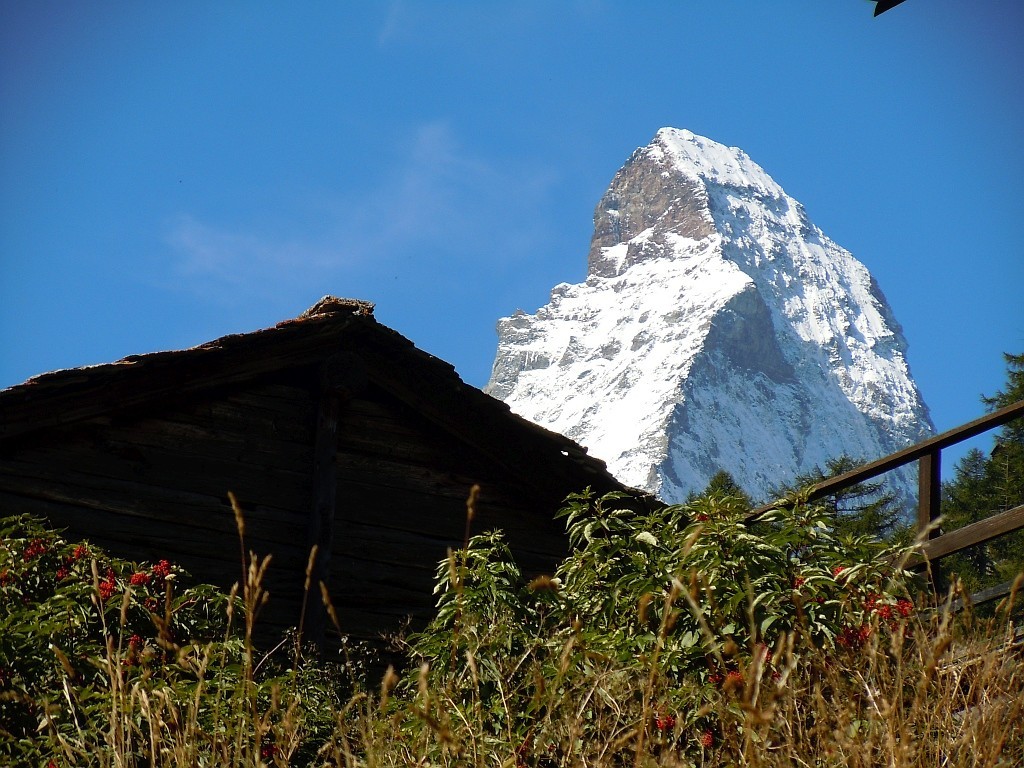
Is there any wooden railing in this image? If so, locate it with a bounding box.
[749,399,1024,602]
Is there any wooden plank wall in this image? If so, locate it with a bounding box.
[327,389,570,644]
[2,368,584,652]
[0,375,318,641]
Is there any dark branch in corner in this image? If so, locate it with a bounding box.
[872,0,909,16]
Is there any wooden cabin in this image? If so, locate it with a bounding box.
[0,297,644,648]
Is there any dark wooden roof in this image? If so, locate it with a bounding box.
[0,297,637,503]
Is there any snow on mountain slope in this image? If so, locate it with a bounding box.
[486,128,934,504]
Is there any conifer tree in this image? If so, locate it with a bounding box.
[697,469,754,509]
[942,353,1024,593]
[780,455,907,541]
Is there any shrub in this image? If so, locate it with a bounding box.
[397,488,941,764]
[3,488,1021,767]
[0,513,345,767]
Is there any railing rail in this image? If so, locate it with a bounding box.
[747,399,1024,596]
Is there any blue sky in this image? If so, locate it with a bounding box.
[2,1,1022,466]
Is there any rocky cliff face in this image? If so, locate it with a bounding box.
[486,128,934,504]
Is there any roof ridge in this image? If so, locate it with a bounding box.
[300,296,375,318]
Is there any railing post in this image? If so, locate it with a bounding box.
[918,448,942,590]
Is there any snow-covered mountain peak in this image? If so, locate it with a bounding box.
[652,127,784,199]
[487,129,934,504]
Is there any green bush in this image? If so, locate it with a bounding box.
[0,513,345,767]
[3,487,1020,767]
[401,488,926,763]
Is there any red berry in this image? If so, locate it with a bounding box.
[98,569,117,601]
[838,623,872,649]
[724,670,745,692]
[260,744,279,760]
[23,539,48,560]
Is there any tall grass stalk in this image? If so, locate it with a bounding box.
[3,492,1022,766]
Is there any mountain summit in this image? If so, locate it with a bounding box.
[486,128,934,503]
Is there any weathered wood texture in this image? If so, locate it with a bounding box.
[917,449,942,537]
[0,377,318,640]
[0,316,354,441]
[1,373,609,648]
[324,390,570,644]
[919,504,1024,562]
[0,304,645,653]
[952,577,1022,611]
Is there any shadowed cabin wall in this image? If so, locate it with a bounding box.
[0,367,573,649]
[0,372,318,641]
[329,390,570,643]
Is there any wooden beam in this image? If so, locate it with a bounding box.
[301,353,367,647]
[302,391,339,647]
[919,503,1024,562]
[952,577,1021,612]
[749,399,1024,519]
[917,449,941,539]
[917,449,942,588]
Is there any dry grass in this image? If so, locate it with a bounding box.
[337,598,1022,768]
[51,574,1022,767]
[7,502,1023,768]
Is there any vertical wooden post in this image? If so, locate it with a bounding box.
[301,352,367,650]
[303,390,339,648]
[917,448,942,589]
